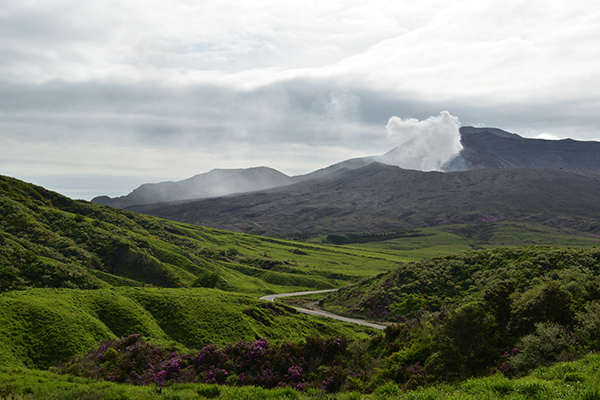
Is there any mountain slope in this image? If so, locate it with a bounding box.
[129,162,600,235]
[92,166,292,208]
[92,127,600,211]
[445,127,600,174]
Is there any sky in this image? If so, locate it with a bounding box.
[1,0,600,200]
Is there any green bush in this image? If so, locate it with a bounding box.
[373,381,401,398]
[575,301,600,350]
[508,281,573,336]
[436,303,499,377]
[509,322,578,375]
[193,271,226,289]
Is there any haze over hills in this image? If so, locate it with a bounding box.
[92,166,292,209]
[92,126,600,236]
[92,127,600,210]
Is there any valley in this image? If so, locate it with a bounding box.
[3,127,600,398]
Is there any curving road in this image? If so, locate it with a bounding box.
[260,289,387,330]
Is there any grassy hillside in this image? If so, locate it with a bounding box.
[2,175,600,396]
[315,246,600,386]
[0,175,393,371]
[322,245,600,321]
[0,287,374,370]
[0,175,400,295]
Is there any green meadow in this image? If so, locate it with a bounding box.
[2,174,600,398]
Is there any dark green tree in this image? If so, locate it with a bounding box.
[508,281,573,337]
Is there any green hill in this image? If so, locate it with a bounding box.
[0,175,400,295]
[2,174,600,397]
[321,245,600,322]
[1,174,402,369]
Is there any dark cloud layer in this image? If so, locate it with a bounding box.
[1,0,600,199]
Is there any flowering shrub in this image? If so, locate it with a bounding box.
[61,334,350,392]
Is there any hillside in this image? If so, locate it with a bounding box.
[129,163,600,235]
[1,174,400,368]
[322,246,600,322]
[446,127,600,174]
[1,174,405,294]
[3,175,600,396]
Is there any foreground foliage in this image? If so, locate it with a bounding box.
[319,245,600,385]
[60,334,353,392]
[1,353,600,399]
[2,175,600,397]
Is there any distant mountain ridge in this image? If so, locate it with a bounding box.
[129,162,600,235]
[92,126,600,209]
[92,166,292,208]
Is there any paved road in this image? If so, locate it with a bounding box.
[260,289,387,330]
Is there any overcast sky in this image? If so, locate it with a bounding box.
[2,0,600,200]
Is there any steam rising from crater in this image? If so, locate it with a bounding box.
[380,111,462,171]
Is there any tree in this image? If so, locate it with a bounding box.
[393,293,427,328]
[508,281,572,337]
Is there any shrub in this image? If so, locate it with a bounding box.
[436,303,499,377]
[575,301,600,350]
[373,381,401,399]
[508,322,578,375]
[508,281,573,336]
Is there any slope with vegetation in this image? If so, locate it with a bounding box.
[2,174,600,398]
[0,174,400,369]
[0,174,401,294]
[320,245,600,381]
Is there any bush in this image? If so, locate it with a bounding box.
[436,303,499,377]
[508,322,578,375]
[575,301,600,350]
[193,271,226,289]
[373,381,401,399]
[508,281,573,336]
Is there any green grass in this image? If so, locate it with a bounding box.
[342,227,474,261]
[4,175,600,397]
[0,173,401,295]
[342,222,600,263]
[0,287,377,369]
[1,353,599,399]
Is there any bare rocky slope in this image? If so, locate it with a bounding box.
[99,126,600,235]
[129,163,600,235]
[93,127,600,210]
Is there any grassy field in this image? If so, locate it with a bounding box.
[341,222,600,262]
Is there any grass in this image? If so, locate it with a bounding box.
[4,175,600,397]
[343,222,600,263]
[0,287,377,369]
[1,353,599,399]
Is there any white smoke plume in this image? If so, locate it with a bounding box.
[379,111,462,171]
